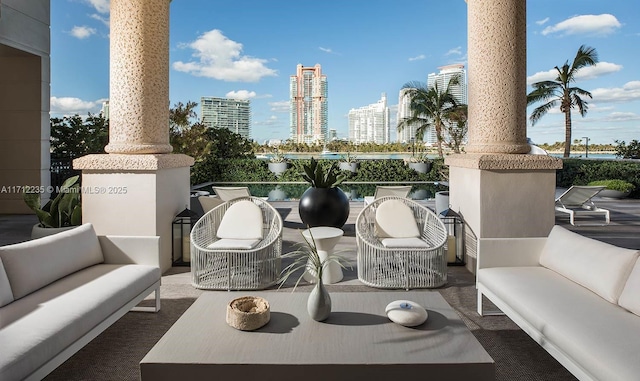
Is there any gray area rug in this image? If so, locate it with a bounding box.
[46,267,576,381]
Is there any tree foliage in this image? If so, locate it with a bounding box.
[614,139,640,159]
[398,75,461,158]
[50,113,108,158]
[527,45,599,158]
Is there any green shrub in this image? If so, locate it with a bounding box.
[587,179,635,193]
[556,159,640,198]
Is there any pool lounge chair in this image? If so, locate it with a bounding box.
[363,185,412,206]
[555,185,610,226]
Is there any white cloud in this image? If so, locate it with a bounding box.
[536,17,550,26]
[592,81,640,103]
[319,47,337,54]
[541,14,622,36]
[445,47,462,56]
[269,101,290,113]
[526,62,622,85]
[70,25,97,39]
[82,0,110,14]
[408,54,425,61]
[225,90,256,100]
[89,13,110,27]
[607,112,640,121]
[50,96,105,114]
[172,29,277,82]
[254,115,280,126]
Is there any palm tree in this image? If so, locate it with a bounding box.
[527,45,599,158]
[398,75,460,158]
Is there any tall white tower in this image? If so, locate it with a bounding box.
[348,93,390,144]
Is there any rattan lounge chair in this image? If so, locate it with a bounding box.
[190,197,283,290]
[356,196,447,289]
[555,185,610,226]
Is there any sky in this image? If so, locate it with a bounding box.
[50,0,640,145]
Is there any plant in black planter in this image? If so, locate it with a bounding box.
[299,158,350,228]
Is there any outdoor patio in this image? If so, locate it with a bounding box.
[2,194,638,381]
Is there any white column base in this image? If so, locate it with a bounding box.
[74,154,194,272]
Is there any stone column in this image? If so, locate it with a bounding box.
[446,0,562,272]
[74,0,193,272]
[105,0,172,154]
[465,0,529,154]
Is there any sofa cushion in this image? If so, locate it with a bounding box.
[375,199,420,238]
[0,263,160,381]
[217,201,263,240]
[0,257,14,307]
[619,258,640,316]
[539,225,639,303]
[0,223,104,300]
[479,266,640,381]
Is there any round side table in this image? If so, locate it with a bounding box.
[301,226,344,284]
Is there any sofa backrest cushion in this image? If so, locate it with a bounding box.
[375,199,420,238]
[619,258,640,316]
[0,257,14,307]
[217,200,263,240]
[0,223,104,300]
[539,225,639,303]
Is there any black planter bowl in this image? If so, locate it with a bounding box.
[298,187,350,228]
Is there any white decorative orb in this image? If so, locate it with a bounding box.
[385,300,428,327]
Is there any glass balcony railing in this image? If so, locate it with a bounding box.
[192,181,449,201]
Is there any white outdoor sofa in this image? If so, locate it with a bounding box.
[477,225,640,381]
[0,223,161,381]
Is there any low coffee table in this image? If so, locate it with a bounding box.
[140,291,494,380]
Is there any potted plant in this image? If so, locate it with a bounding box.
[24,175,82,239]
[268,150,288,176]
[587,179,635,199]
[298,157,350,228]
[408,152,432,174]
[338,151,359,172]
[278,230,350,321]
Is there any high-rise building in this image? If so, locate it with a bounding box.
[101,100,110,120]
[290,64,328,144]
[200,96,251,140]
[397,88,417,143]
[427,64,467,105]
[348,93,390,144]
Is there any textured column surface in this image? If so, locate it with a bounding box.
[465,0,530,154]
[105,0,172,154]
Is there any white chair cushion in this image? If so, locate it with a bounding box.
[375,200,420,238]
[381,237,429,248]
[208,239,261,250]
[539,225,639,303]
[0,257,14,307]
[216,201,263,240]
[0,223,104,300]
[619,258,640,316]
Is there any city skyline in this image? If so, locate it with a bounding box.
[50,0,640,145]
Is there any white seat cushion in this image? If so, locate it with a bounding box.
[208,239,260,250]
[0,264,160,381]
[375,200,420,238]
[216,201,263,240]
[478,266,640,381]
[381,237,429,248]
[539,225,639,303]
[619,258,640,316]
